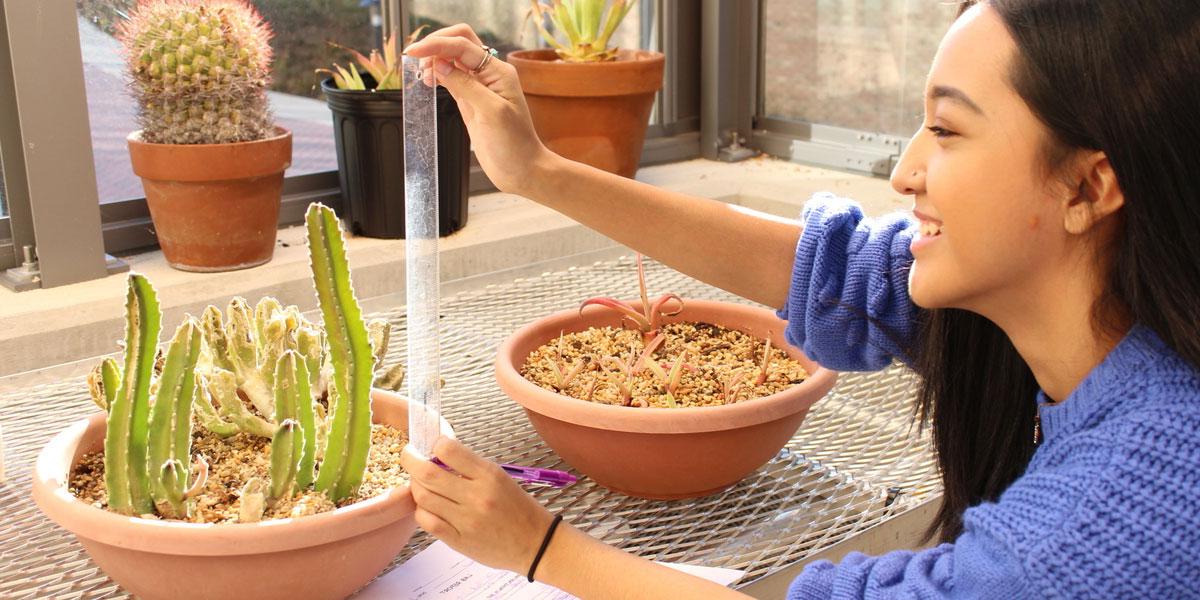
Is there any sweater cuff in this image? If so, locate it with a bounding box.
[775,193,919,371]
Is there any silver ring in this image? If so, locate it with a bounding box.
[472,45,499,73]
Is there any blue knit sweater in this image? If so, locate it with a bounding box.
[776,194,1200,599]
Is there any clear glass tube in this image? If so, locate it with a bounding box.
[402,55,441,457]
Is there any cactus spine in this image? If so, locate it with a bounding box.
[117,0,275,145]
[307,204,375,502]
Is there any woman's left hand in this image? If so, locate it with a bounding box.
[401,436,556,574]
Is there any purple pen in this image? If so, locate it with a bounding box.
[431,457,577,488]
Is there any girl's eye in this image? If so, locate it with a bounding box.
[926,125,956,138]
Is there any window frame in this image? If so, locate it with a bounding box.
[0,0,113,288]
[742,0,910,177]
[0,0,700,290]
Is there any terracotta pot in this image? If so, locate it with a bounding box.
[31,389,449,600]
[508,49,664,178]
[127,127,292,272]
[495,300,838,499]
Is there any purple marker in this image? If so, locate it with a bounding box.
[431,457,577,488]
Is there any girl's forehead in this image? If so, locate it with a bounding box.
[926,4,1017,108]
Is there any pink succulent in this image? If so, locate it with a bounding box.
[580,254,683,342]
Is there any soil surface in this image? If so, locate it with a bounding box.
[69,424,409,524]
[521,322,810,408]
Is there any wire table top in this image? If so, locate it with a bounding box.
[0,255,939,598]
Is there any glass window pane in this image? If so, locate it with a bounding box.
[75,0,373,204]
[763,0,957,137]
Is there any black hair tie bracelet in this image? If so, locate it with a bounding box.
[527,514,564,583]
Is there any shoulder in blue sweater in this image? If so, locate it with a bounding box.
[780,195,1200,599]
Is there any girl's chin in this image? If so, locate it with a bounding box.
[907,266,948,309]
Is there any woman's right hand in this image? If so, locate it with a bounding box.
[404,25,554,195]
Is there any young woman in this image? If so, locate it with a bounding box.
[401,1,1200,597]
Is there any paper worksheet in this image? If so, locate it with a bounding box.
[355,540,745,599]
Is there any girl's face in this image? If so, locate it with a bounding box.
[891,4,1074,316]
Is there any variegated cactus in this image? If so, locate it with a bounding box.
[102,274,208,518]
[305,203,375,503]
[239,204,382,517]
[89,203,401,521]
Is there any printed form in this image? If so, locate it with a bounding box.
[356,541,746,599]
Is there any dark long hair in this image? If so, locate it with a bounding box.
[917,0,1200,541]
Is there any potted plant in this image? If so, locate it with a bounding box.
[510,0,663,178]
[494,255,838,499]
[31,204,449,600]
[121,0,293,272]
[318,30,471,239]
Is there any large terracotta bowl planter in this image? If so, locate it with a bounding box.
[495,300,838,499]
[508,49,664,178]
[128,126,292,272]
[31,389,449,600]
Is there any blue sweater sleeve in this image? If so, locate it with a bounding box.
[775,194,920,371]
[786,530,1032,600]
[785,401,1200,599]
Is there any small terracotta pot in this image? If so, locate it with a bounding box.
[508,49,664,178]
[127,127,292,272]
[31,389,449,600]
[495,300,838,499]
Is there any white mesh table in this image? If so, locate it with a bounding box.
[0,256,939,598]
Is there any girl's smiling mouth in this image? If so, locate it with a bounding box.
[912,209,944,252]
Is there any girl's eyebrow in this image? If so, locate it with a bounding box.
[929,85,986,116]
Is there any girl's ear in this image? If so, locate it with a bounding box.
[1063,151,1124,235]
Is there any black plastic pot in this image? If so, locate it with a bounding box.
[321,76,469,239]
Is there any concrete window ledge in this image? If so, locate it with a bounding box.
[0,158,903,382]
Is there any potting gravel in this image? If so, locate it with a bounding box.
[521,322,811,407]
[69,423,410,523]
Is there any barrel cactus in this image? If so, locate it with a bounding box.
[116,0,275,144]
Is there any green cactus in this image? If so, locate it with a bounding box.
[307,203,375,503]
[271,351,317,496]
[147,318,204,517]
[86,357,122,412]
[104,274,160,515]
[104,275,207,517]
[268,419,299,503]
[117,0,275,145]
[95,202,407,520]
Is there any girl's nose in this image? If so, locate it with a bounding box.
[890,166,923,195]
[890,133,927,195]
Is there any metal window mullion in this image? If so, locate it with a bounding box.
[1,0,108,288]
[388,0,406,42]
[0,1,30,272]
[656,0,675,129]
[700,0,759,161]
